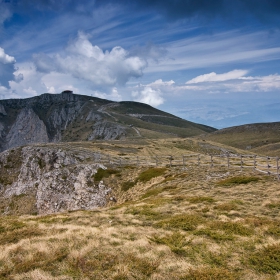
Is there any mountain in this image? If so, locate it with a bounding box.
[205,122,280,156]
[0,91,216,151]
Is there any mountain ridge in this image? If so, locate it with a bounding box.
[0,91,216,151]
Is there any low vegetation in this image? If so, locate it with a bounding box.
[0,145,279,279]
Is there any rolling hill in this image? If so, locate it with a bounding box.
[205,122,280,156]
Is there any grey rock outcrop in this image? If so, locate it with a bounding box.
[6,108,49,151]
[5,107,49,150]
[0,104,6,115]
[88,121,126,140]
[0,146,112,215]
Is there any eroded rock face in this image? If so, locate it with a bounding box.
[5,108,49,150]
[1,146,111,215]
[88,121,126,140]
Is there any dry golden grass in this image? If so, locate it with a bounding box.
[1,164,280,279]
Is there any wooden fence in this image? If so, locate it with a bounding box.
[90,152,280,179]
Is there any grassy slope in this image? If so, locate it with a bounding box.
[1,139,280,279]
[0,166,279,279]
[206,122,280,156]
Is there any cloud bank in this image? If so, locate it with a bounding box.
[33,32,147,88]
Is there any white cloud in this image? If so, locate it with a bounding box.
[0,47,15,64]
[0,47,16,87]
[147,79,175,87]
[132,86,164,107]
[183,71,280,93]
[93,87,122,101]
[33,32,147,87]
[186,69,248,84]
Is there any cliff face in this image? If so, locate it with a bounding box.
[5,107,49,150]
[0,146,112,215]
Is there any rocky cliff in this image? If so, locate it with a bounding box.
[0,145,113,215]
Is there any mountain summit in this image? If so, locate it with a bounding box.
[0,92,215,151]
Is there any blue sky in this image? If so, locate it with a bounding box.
[0,0,280,128]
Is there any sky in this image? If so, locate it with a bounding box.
[0,0,280,129]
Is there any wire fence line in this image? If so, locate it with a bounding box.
[89,152,280,179]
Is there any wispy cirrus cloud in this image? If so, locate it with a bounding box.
[185,71,280,92]
[185,70,248,83]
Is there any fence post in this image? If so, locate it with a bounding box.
[107,154,110,164]
[277,157,279,180]
[169,156,173,167]
[156,156,158,167]
[254,155,256,172]
[267,156,271,175]
[182,155,185,169]
[240,155,243,172]
[210,155,213,168]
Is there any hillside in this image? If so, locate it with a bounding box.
[0,91,215,152]
[0,139,280,279]
[205,122,280,156]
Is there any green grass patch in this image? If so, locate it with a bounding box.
[121,181,136,191]
[93,168,120,183]
[125,205,164,220]
[181,267,238,280]
[265,202,280,210]
[149,232,189,256]
[248,244,280,274]
[136,168,166,183]
[155,214,204,231]
[194,228,235,242]
[187,196,215,204]
[216,176,259,186]
[209,221,253,236]
[0,226,44,245]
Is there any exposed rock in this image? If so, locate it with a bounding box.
[88,121,127,140]
[86,110,103,122]
[5,108,49,149]
[0,104,6,115]
[0,146,111,215]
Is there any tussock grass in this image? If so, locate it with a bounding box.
[155,214,204,231]
[248,244,280,274]
[0,162,279,279]
[149,232,189,256]
[181,267,238,280]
